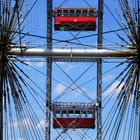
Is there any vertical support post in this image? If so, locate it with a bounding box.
[0,19,3,140]
[138,0,140,140]
[45,0,52,140]
[138,70,140,140]
[97,0,103,140]
[0,46,3,140]
[0,1,3,138]
[138,0,140,42]
[0,63,3,140]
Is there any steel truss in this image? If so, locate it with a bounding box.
[46,0,53,139]
[97,0,103,139]
[7,0,138,139]
[0,0,140,140]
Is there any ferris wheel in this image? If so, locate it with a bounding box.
[0,0,139,140]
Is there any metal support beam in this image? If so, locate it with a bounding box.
[138,0,140,140]
[8,48,137,58]
[138,71,140,140]
[0,56,3,140]
[97,0,103,140]
[46,0,52,140]
[138,0,140,45]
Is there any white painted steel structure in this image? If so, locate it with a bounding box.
[8,48,137,58]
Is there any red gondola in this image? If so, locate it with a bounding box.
[52,102,96,129]
[54,8,97,31]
